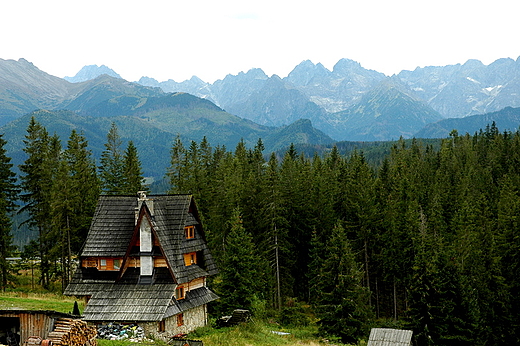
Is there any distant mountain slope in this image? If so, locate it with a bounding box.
[64,64,122,83]
[58,75,164,113]
[325,79,443,141]
[0,58,163,124]
[1,95,334,178]
[225,75,327,127]
[398,57,520,118]
[414,106,520,138]
[1,109,175,178]
[285,58,386,113]
[0,58,72,123]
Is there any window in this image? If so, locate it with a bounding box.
[113,259,121,270]
[158,320,165,333]
[177,313,184,326]
[183,252,197,266]
[176,286,185,300]
[100,259,107,270]
[185,225,195,239]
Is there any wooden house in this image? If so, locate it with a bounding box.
[64,192,218,339]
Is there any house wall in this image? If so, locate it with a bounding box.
[140,305,208,341]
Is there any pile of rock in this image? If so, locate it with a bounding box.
[96,324,147,342]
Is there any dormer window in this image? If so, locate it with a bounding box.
[183,252,197,266]
[185,226,195,239]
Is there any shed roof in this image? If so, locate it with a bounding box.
[367,328,413,346]
[82,284,175,321]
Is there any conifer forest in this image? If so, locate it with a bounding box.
[1,118,520,345]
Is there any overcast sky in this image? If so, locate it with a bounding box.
[2,0,519,83]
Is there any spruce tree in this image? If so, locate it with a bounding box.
[214,207,260,315]
[0,134,19,291]
[99,122,124,194]
[19,117,55,288]
[121,140,146,194]
[63,129,100,250]
[314,222,371,344]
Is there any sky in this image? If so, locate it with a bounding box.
[2,0,520,83]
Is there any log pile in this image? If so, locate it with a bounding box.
[47,318,97,346]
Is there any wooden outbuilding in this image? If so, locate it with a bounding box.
[0,310,78,346]
[64,192,218,340]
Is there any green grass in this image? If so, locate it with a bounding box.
[0,291,84,314]
[189,319,337,346]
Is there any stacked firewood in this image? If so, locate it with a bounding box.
[47,318,97,346]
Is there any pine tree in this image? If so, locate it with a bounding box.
[99,122,124,194]
[0,134,19,291]
[121,140,146,194]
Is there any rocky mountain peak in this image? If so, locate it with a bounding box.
[286,60,331,87]
[65,64,122,83]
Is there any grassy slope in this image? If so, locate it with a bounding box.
[0,291,84,314]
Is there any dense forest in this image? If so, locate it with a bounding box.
[1,118,520,345]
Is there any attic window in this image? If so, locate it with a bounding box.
[183,252,197,266]
[185,226,195,239]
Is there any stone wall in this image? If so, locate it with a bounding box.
[140,304,208,341]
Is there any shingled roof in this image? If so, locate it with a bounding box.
[64,193,218,322]
[74,194,217,284]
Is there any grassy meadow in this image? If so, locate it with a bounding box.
[0,267,354,346]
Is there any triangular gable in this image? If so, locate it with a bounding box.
[118,201,177,283]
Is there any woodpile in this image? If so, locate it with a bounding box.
[47,318,97,346]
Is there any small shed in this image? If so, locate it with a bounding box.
[367,328,413,346]
[0,309,77,346]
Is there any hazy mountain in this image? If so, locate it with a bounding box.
[137,75,214,102]
[225,75,327,127]
[398,57,520,118]
[0,58,72,124]
[285,59,387,113]
[0,58,163,125]
[414,106,520,138]
[64,64,122,83]
[58,75,164,113]
[324,79,443,141]
[7,55,520,146]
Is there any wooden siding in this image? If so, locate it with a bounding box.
[0,310,76,345]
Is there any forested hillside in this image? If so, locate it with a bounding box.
[1,118,520,345]
[167,123,520,345]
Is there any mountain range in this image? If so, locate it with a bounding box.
[136,56,520,140]
[2,56,520,178]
